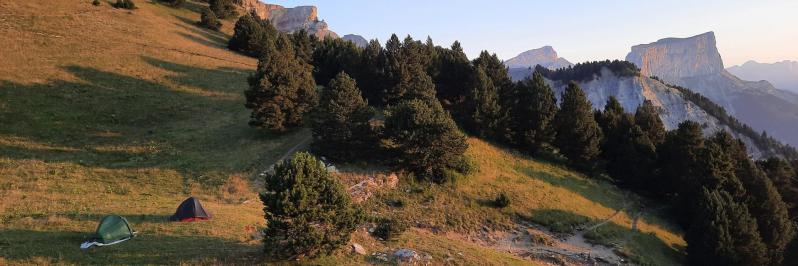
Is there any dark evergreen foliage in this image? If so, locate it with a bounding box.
[260,152,362,259]
[494,192,511,208]
[553,82,602,170]
[634,100,667,146]
[228,13,279,57]
[758,157,798,218]
[536,60,639,82]
[113,0,136,9]
[311,37,361,87]
[310,72,376,162]
[209,0,237,19]
[383,99,469,183]
[431,41,472,111]
[686,188,768,266]
[373,217,408,241]
[158,0,185,7]
[464,66,501,138]
[199,7,222,31]
[244,35,318,131]
[508,72,558,154]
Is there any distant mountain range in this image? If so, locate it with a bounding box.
[625,31,798,148]
[505,46,572,81]
[727,60,798,94]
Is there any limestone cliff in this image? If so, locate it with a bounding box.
[233,0,338,39]
[549,68,765,157]
[505,46,572,70]
[625,32,798,147]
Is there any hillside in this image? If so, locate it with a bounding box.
[0,1,686,265]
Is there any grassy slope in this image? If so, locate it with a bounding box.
[0,1,686,265]
[0,1,307,264]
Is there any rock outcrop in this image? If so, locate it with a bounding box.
[549,68,765,157]
[727,60,798,94]
[233,0,338,39]
[342,34,368,48]
[625,32,798,147]
[505,46,572,69]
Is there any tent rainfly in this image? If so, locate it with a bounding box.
[170,197,211,222]
[80,215,136,249]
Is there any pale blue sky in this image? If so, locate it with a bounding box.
[269,0,798,66]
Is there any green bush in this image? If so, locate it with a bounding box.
[199,7,222,31]
[373,217,408,241]
[159,0,185,8]
[260,152,363,259]
[113,0,135,9]
[494,192,510,208]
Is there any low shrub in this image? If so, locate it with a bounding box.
[494,192,510,208]
[373,217,408,241]
[159,0,185,8]
[199,8,222,31]
[113,0,135,9]
[92,0,101,6]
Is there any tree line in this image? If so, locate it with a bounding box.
[229,12,798,264]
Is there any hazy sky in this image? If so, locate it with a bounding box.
[269,0,798,67]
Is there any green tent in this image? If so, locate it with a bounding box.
[81,215,135,249]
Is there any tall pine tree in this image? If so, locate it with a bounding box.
[511,72,558,154]
[245,35,318,131]
[634,100,666,146]
[465,66,501,138]
[553,82,602,170]
[311,72,376,162]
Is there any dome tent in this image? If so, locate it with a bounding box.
[170,197,212,222]
[80,215,136,249]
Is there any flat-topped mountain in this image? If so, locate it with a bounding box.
[504,46,572,69]
[234,0,338,38]
[728,60,798,94]
[625,32,798,147]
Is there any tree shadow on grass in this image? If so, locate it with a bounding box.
[517,166,626,210]
[0,61,295,188]
[0,229,261,265]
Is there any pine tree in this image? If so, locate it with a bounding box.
[511,72,558,154]
[311,72,375,162]
[383,99,469,183]
[465,66,501,137]
[199,7,222,31]
[634,100,666,146]
[686,188,768,266]
[209,0,237,19]
[597,96,628,169]
[311,37,361,87]
[605,116,657,190]
[228,13,279,57]
[431,41,472,112]
[260,152,362,259]
[245,35,318,131]
[656,121,705,198]
[357,39,387,105]
[758,157,798,218]
[553,82,602,170]
[290,29,316,64]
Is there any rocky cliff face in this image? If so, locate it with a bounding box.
[342,34,368,48]
[233,0,338,39]
[625,32,798,147]
[505,46,572,69]
[549,68,764,156]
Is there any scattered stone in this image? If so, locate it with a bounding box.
[351,243,367,255]
[393,248,419,263]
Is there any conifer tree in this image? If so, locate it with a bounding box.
[634,100,666,146]
[260,152,362,259]
[311,37,361,87]
[311,72,375,162]
[511,72,558,154]
[209,0,237,19]
[229,13,279,57]
[656,121,705,197]
[553,82,602,170]
[245,35,318,131]
[358,39,387,105]
[686,188,768,266]
[758,157,798,218]
[432,41,472,111]
[199,7,222,31]
[465,66,501,138]
[290,29,316,64]
[383,99,469,183]
[606,116,657,190]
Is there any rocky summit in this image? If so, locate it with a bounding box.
[626,32,798,147]
[342,34,368,48]
[234,0,338,39]
[504,46,572,70]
